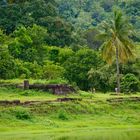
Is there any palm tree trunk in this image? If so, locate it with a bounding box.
[116,47,120,93]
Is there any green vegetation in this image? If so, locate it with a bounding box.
[0,0,140,139]
[98,9,135,93]
[0,0,140,92]
[0,88,140,139]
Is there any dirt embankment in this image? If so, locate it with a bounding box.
[0,98,82,106]
[107,97,140,103]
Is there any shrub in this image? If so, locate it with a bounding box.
[42,61,66,80]
[121,73,140,93]
[0,107,32,120]
[11,107,32,120]
[58,110,69,120]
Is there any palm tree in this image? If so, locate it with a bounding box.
[98,9,135,93]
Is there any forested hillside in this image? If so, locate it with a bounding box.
[0,0,140,92]
[58,0,140,29]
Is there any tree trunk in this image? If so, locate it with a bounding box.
[115,47,120,93]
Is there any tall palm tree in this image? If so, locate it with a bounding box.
[98,9,135,93]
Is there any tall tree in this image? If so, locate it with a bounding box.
[8,25,48,63]
[98,9,135,93]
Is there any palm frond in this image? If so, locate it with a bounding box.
[115,36,135,63]
[101,40,115,64]
[96,32,109,41]
[98,9,135,64]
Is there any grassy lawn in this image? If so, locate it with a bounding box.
[0,87,140,139]
[0,87,57,101]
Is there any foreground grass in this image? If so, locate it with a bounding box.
[0,87,140,139]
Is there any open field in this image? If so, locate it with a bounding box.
[0,86,140,139]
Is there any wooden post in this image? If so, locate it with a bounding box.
[24,80,29,90]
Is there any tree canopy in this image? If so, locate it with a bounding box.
[0,0,140,92]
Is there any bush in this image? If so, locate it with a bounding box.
[0,107,32,120]
[11,107,32,120]
[121,73,140,93]
[42,61,66,80]
[58,110,69,120]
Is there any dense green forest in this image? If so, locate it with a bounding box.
[0,0,140,92]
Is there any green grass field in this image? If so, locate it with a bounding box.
[0,87,140,139]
